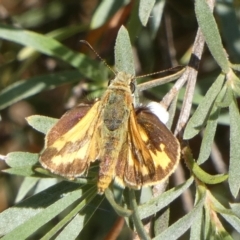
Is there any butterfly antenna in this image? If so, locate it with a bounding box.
[135,66,183,79]
[80,40,116,75]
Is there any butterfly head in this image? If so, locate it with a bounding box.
[108,71,135,93]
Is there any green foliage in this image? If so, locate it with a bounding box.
[1,1,240,239]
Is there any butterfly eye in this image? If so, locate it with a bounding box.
[130,82,135,93]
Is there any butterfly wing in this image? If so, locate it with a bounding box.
[115,107,180,188]
[40,101,102,178]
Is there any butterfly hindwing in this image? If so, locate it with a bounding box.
[135,107,180,183]
[115,106,180,188]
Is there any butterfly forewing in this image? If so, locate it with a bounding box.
[40,101,102,177]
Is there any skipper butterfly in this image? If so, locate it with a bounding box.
[40,71,180,194]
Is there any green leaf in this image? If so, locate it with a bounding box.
[0,70,83,110]
[153,208,170,236]
[187,152,228,184]
[228,69,240,96]
[195,0,230,73]
[210,194,240,234]
[115,26,135,75]
[204,202,212,239]
[3,167,36,177]
[41,186,97,240]
[220,213,240,235]
[14,177,39,203]
[139,0,156,26]
[55,214,83,240]
[138,177,194,219]
[0,182,80,237]
[149,0,165,39]
[197,106,220,164]
[184,73,225,139]
[18,25,87,61]
[105,188,132,217]
[91,0,129,29]
[6,152,39,168]
[129,190,151,240]
[0,24,102,80]
[153,185,206,240]
[56,196,104,240]
[229,96,240,198]
[1,185,96,239]
[230,203,240,218]
[216,85,233,108]
[26,115,58,135]
[189,190,204,240]
[126,0,142,43]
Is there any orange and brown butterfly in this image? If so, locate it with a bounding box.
[39,70,181,194]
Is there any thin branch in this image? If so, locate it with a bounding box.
[173,0,215,136]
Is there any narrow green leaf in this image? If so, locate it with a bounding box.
[129,190,151,240]
[15,177,39,203]
[0,24,101,80]
[153,186,206,240]
[210,194,240,234]
[3,167,36,177]
[91,0,128,29]
[138,177,194,219]
[139,0,156,26]
[184,73,225,139]
[204,203,212,239]
[228,69,240,97]
[6,152,39,167]
[229,96,240,197]
[220,213,240,234]
[149,0,165,39]
[1,186,89,239]
[195,0,230,73]
[115,26,135,75]
[230,203,240,218]
[33,178,58,195]
[55,214,83,240]
[26,115,58,135]
[41,186,97,240]
[105,188,132,217]
[188,154,228,184]
[126,0,142,43]
[18,25,87,61]
[56,196,104,240]
[197,105,220,164]
[216,85,233,108]
[153,208,170,236]
[0,70,83,110]
[0,182,80,236]
[190,190,204,240]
